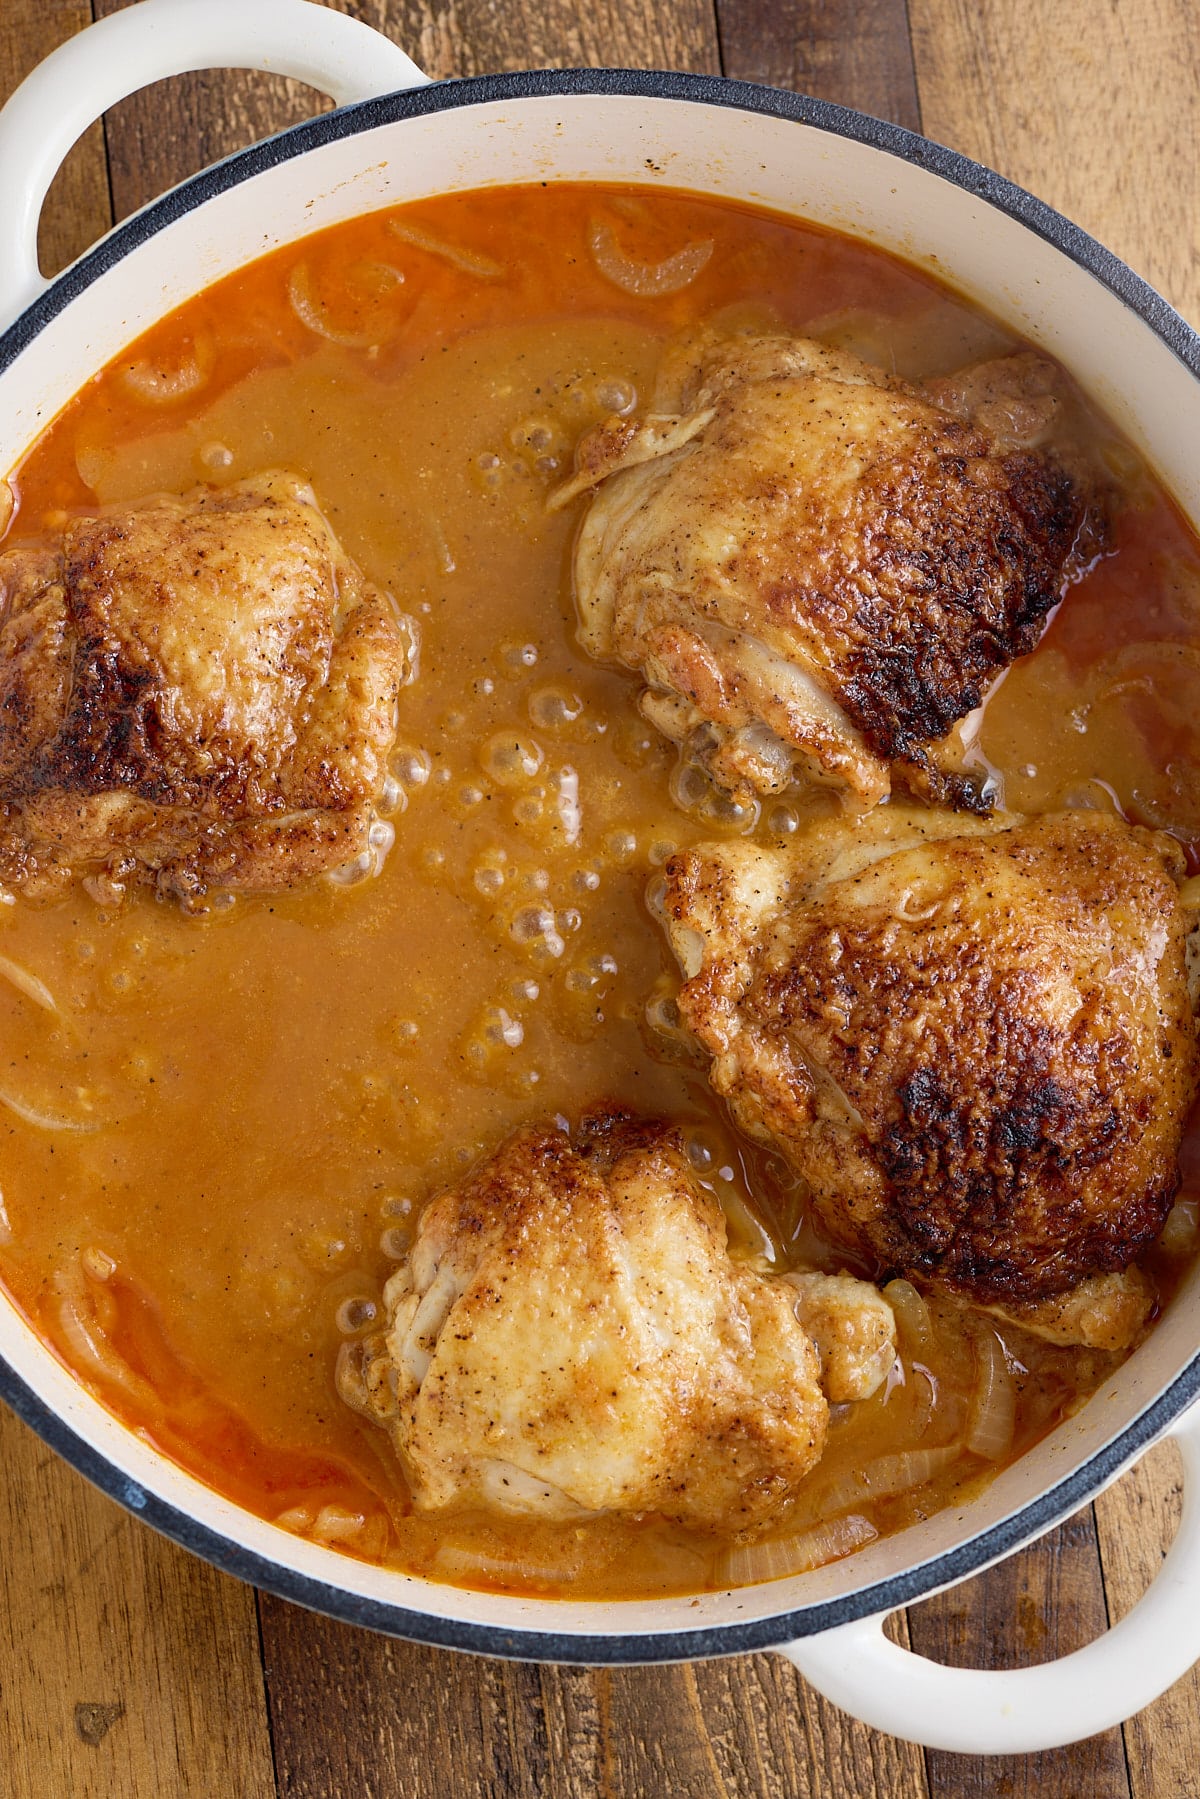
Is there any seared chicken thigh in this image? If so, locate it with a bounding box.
[339,1111,896,1534]
[556,336,1095,808]
[0,472,413,902]
[659,809,1200,1345]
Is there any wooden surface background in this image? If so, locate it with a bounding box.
[1,1,1199,1794]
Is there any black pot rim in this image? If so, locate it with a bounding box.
[1,63,1198,1667]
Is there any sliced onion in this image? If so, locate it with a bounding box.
[814,1444,960,1517]
[288,262,384,348]
[388,219,504,279]
[54,1259,155,1406]
[432,1543,576,1587]
[718,1513,877,1587]
[587,219,714,297]
[0,952,57,1012]
[882,1278,934,1353]
[0,479,13,538]
[0,1085,98,1131]
[119,334,212,405]
[966,1330,1017,1461]
[274,1503,316,1533]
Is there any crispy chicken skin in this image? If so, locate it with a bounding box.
[659,809,1200,1344]
[0,471,413,902]
[555,336,1096,808]
[339,1112,894,1533]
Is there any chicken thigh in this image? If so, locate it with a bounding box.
[338,1110,896,1534]
[555,336,1096,809]
[0,471,413,902]
[659,809,1200,1345]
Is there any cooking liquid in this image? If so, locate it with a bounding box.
[0,186,1198,1597]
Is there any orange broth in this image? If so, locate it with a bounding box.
[1,184,1198,1598]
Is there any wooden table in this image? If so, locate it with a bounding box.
[1,2,1198,1793]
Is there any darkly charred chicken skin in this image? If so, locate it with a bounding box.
[555,335,1099,810]
[659,808,1200,1347]
[0,472,413,903]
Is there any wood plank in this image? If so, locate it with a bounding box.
[0,1405,276,1799]
[257,1596,928,1799]
[382,0,720,78]
[0,0,111,278]
[714,0,921,131]
[1094,1439,1200,1799]
[908,0,1200,324]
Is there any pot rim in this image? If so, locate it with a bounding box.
[2,64,1199,1665]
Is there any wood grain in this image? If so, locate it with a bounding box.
[908,0,1200,324]
[257,1598,929,1799]
[715,0,921,131]
[0,1405,275,1799]
[375,0,721,79]
[1095,1439,1200,1799]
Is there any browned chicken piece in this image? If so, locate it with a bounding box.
[338,1111,895,1535]
[0,471,413,904]
[977,1269,1157,1353]
[782,1271,898,1400]
[553,335,1097,810]
[658,808,1200,1346]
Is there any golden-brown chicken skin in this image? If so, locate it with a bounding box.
[555,336,1097,809]
[0,471,413,903]
[659,808,1200,1338]
[338,1111,894,1535]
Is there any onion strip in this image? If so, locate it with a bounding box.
[966,1330,1017,1460]
[287,262,386,348]
[718,1513,878,1587]
[882,1278,934,1353]
[54,1259,156,1407]
[388,220,504,279]
[587,219,713,297]
[119,334,213,405]
[812,1444,961,1517]
[0,952,57,1012]
[433,1544,576,1587]
[0,1086,99,1131]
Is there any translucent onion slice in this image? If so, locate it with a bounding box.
[54,1260,156,1407]
[432,1543,576,1588]
[119,334,213,405]
[0,478,13,538]
[966,1330,1017,1460]
[388,219,504,279]
[0,1086,98,1131]
[813,1444,961,1517]
[718,1512,878,1587]
[587,219,714,297]
[0,952,57,1012]
[287,262,385,348]
[882,1278,934,1353]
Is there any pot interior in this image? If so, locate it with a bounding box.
[2,77,1199,1650]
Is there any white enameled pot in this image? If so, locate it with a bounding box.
[1,0,1199,1757]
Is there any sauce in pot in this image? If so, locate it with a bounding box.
[0,184,1197,1596]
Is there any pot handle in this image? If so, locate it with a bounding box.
[0,0,429,329]
[777,1398,1200,1753]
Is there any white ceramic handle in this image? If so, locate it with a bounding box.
[0,0,428,329]
[779,1399,1200,1753]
